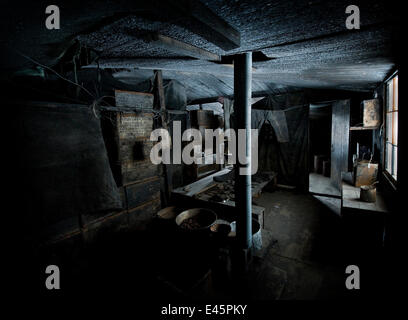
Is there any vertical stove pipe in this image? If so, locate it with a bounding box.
[234,52,252,254]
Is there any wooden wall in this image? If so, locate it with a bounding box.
[44,91,162,247]
[92,91,161,235]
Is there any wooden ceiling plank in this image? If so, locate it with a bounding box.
[142,32,220,61]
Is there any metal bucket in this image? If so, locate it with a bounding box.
[252,219,262,250]
[360,185,377,202]
[175,208,217,231]
[154,206,182,232]
[210,219,232,237]
[157,206,179,220]
[228,219,262,250]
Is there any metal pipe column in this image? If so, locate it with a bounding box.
[234,52,252,252]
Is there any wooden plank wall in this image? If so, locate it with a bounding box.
[78,91,161,244]
[45,89,190,247]
[114,111,157,185]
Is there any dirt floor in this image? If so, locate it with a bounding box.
[309,172,341,197]
[21,189,392,301]
[251,190,347,300]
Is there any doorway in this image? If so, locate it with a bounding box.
[308,103,340,197]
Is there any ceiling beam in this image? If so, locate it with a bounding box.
[83,57,234,74]
[140,32,220,61]
[188,92,270,106]
[153,0,240,50]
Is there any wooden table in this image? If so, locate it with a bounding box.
[341,180,390,251]
[342,181,389,213]
[172,168,276,228]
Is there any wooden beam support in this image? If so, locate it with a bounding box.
[188,92,268,106]
[154,0,240,50]
[154,70,167,121]
[153,70,170,206]
[141,32,220,61]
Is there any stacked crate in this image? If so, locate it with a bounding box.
[101,90,161,230]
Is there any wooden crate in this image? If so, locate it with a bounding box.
[115,90,154,109]
[353,160,378,187]
[101,110,159,186]
[99,91,163,231]
[361,99,381,128]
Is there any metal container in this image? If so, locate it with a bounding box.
[360,185,377,202]
[175,208,217,231]
[190,110,214,128]
[157,206,179,220]
[210,219,232,237]
[227,219,262,250]
[252,219,262,250]
[153,206,182,232]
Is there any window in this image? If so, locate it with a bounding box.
[385,74,398,181]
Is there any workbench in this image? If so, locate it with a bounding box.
[341,180,389,213]
[171,168,277,228]
[341,180,390,251]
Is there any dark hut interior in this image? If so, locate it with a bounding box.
[2,0,404,308]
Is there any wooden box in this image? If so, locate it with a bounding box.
[101,111,159,186]
[115,90,154,110]
[361,99,380,128]
[353,160,378,187]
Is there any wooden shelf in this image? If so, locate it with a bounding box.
[350,126,379,131]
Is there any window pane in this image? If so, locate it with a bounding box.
[387,81,393,112]
[394,76,398,110]
[385,74,398,181]
[386,142,392,174]
[393,111,398,146]
[386,112,393,142]
[393,146,398,180]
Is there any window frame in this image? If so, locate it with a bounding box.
[383,72,398,185]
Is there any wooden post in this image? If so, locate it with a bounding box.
[154,70,167,129]
[154,70,170,206]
